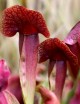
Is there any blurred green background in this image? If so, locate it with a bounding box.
[0,0,80,73]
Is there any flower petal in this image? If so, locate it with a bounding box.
[1,5,50,37]
[3,90,20,104]
[64,21,80,45]
[0,92,8,104]
[39,38,79,79]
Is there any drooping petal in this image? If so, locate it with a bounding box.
[39,38,54,63]
[64,21,80,69]
[55,61,67,100]
[39,38,79,78]
[1,5,50,37]
[64,21,80,45]
[67,43,80,65]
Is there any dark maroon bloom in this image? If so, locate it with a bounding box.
[39,38,79,100]
[64,22,80,65]
[1,5,50,104]
[1,5,50,38]
[38,86,60,104]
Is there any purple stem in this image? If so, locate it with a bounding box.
[55,61,67,101]
[19,34,39,104]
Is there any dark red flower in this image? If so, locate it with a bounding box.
[1,5,50,38]
[39,38,79,100]
[1,5,50,104]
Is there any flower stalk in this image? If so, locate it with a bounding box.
[19,35,39,104]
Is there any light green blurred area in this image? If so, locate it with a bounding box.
[0,0,80,73]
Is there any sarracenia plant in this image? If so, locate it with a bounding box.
[39,38,79,100]
[1,5,50,104]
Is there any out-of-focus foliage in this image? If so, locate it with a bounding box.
[27,0,80,40]
[0,0,7,11]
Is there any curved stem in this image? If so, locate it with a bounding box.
[19,34,39,104]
